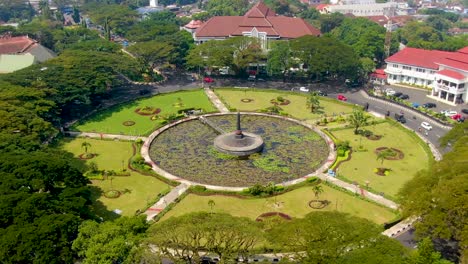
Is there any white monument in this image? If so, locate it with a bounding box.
[150,0,158,7]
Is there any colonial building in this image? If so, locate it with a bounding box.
[384,47,468,105]
[191,1,320,49]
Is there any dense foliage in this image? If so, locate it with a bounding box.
[399,121,468,262]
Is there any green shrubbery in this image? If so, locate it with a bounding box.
[244,182,285,196]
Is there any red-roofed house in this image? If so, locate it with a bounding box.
[193,1,321,49]
[385,47,468,105]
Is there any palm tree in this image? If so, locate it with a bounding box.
[208,199,215,213]
[348,108,370,134]
[312,184,324,200]
[306,92,320,113]
[376,149,393,166]
[81,141,91,154]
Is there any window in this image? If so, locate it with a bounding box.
[393,64,399,68]
[430,70,436,74]
[416,68,425,73]
[402,66,412,70]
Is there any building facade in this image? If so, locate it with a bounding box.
[191,1,320,49]
[384,47,468,105]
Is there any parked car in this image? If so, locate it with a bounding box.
[299,87,309,92]
[461,109,468,115]
[451,114,462,120]
[412,102,420,108]
[337,94,347,101]
[317,90,327,96]
[422,102,437,108]
[247,75,256,81]
[385,88,396,96]
[399,94,410,100]
[203,77,214,83]
[440,110,457,117]
[421,121,432,130]
[393,92,403,98]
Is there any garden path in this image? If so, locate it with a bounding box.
[143,183,190,221]
[66,131,147,141]
[204,88,229,113]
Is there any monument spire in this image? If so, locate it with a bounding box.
[235,112,243,138]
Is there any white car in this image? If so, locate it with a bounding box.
[442,110,457,117]
[299,87,310,92]
[385,88,396,96]
[421,121,432,130]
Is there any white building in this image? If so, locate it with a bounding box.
[385,47,468,105]
[323,2,407,16]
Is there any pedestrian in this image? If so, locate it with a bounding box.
[418,127,422,132]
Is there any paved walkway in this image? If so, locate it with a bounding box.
[66,131,147,141]
[204,88,229,113]
[144,183,190,221]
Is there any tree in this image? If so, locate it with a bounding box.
[208,199,215,213]
[72,216,149,264]
[127,41,176,69]
[266,41,290,77]
[408,238,453,264]
[267,211,409,263]
[87,4,138,36]
[311,184,323,199]
[81,141,91,154]
[376,149,392,166]
[147,212,263,263]
[398,121,468,262]
[347,108,369,134]
[306,91,320,113]
[72,6,80,23]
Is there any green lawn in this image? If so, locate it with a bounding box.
[72,89,217,136]
[162,185,397,225]
[60,138,170,219]
[330,121,432,197]
[215,89,354,121]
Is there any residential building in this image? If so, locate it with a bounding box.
[192,1,320,49]
[384,47,468,105]
[0,34,56,73]
[322,2,407,16]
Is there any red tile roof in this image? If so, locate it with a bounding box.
[315,4,329,10]
[370,69,387,79]
[385,47,454,69]
[195,1,320,39]
[457,46,468,54]
[436,69,465,80]
[0,36,37,54]
[184,20,203,29]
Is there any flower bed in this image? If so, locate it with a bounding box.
[135,107,161,116]
[374,167,391,176]
[241,98,254,103]
[308,199,330,209]
[104,190,121,199]
[270,98,291,106]
[79,153,95,160]
[122,120,136,126]
[374,147,404,160]
[255,212,292,222]
[367,134,382,140]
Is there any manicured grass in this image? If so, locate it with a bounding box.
[72,89,217,136]
[215,89,354,121]
[330,121,432,197]
[60,138,170,219]
[162,185,397,225]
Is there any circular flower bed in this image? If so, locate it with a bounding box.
[255,212,292,222]
[79,153,95,160]
[367,134,382,140]
[241,98,254,103]
[104,190,121,199]
[123,120,136,126]
[374,167,391,176]
[374,147,404,160]
[308,199,330,209]
[270,98,291,106]
[135,107,161,116]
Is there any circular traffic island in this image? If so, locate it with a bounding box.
[145,113,333,188]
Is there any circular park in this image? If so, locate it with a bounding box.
[63,88,433,226]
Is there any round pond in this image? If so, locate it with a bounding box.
[148,114,329,187]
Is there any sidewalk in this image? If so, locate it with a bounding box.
[144,183,190,221]
[204,88,229,113]
[66,131,147,141]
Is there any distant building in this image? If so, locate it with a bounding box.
[322,2,407,16]
[385,47,468,105]
[0,34,56,73]
[181,20,203,34]
[193,1,321,49]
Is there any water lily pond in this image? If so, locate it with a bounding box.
[149,114,329,187]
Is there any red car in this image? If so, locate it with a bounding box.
[451,114,462,120]
[337,94,347,101]
[203,77,214,83]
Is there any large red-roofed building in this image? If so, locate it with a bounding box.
[192,1,321,49]
[385,47,468,105]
